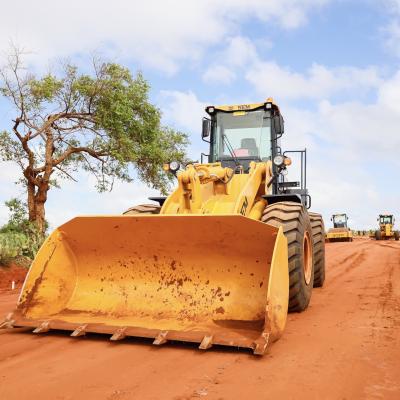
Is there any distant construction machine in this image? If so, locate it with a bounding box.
[2,98,325,356]
[326,213,353,242]
[374,214,399,241]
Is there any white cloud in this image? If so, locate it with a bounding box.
[159,90,206,133]
[223,36,258,68]
[225,0,330,29]
[199,33,382,102]
[378,70,400,112]
[383,0,400,13]
[203,65,236,85]
[0,0,331,74]
[315,100,400,160]
[202,36,258,84]
[246,62,382,101]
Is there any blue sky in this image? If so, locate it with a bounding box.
[1,0,400,229]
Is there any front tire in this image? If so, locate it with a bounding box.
[309,212,326,288]
[394,231,400,241]
[375,230,381,240]
[262,201,314,312]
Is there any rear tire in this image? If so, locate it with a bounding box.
[394,231,400,241]
[262,201,314,312]
[309,212,326,288]
[123,204,161,215]
[375,230,381,241]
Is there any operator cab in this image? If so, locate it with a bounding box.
[203,99,283,172]
[331,214,348,229]
[201,99,310,208]
[379,215,394,225]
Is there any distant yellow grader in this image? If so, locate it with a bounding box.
[374,214,399,241]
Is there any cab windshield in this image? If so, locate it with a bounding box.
[211,110,271,162]
[333,214,347,225]
[380,216,393,224]
[333,214,347,228]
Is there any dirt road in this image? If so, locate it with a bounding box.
[1,238,399,400]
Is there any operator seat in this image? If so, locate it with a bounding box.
[241,138,259,157]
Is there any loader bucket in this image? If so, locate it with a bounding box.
[10,215,288,355]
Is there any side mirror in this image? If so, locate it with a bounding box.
[273,115,284,135]
[202,118,211,139]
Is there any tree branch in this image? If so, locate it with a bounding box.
[54,164,78,182]
[51,146,107,168]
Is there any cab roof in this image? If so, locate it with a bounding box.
[205,97,281,115]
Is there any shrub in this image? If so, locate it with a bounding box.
[0,198,47,264]
[0,231,29,264]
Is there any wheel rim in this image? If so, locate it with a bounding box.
[303,231,312,285]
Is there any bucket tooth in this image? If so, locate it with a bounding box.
[153,330,168,345]
[33,321,50,334]
[0,320,14,329]
[253,333,270,356]
[71,324,87,337]
[0,313,14,329]
[110,327,127,341]
[199,335,213,350]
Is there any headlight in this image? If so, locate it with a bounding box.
[206,106,215,114]
[169,161,180,172]
[273,155,284,166]
[284,157,292,166]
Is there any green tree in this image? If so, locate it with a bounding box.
[0,47,188,234]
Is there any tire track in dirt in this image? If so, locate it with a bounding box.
[325,239,369,285]
[352,244,400,399]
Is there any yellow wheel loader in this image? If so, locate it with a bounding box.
[326,213,353,242]
[2,99,325,355]
[374,214,399,241]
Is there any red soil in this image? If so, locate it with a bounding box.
[0,263,27,290]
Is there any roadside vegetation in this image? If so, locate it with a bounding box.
[0,198,45,266]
